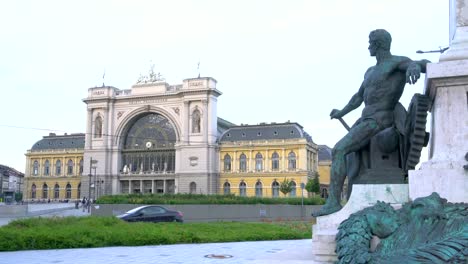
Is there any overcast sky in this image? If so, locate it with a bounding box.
[0,0,449,172]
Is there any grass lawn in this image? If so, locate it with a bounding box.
[0,216,313,251]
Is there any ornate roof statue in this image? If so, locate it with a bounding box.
[136,64,165,84]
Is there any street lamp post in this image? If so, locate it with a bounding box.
[300,182,305,218]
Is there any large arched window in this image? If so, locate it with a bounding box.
[288,151,296,170]
[31,184,36,199]
[192,109,201,133]
[239,154,247,172]
[44,160,50,176]
[255,181,263,197]
[67,159,74,175]
[271,152,279,171]
[239,181,247,197]
[94,115,103,138]
[121,113,177,174]
[79,159,83,175]
[77,183,81,199]
[224,154,231,172]
[55,160,61,175]
[33,160,39,176]
[54,184,60,199]
[290,181,297,197]
[272,181,280,197]
[189,182,197,194]
[255,153,263,172]
[223,182,231,195]
[66,184,72,199]
[42,184,49,199]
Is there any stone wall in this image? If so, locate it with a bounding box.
[91,204,322,222]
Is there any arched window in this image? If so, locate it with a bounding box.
[77,183,81,199]
[55,160,61,175]
[31,184,36,199]
[290,181,297,197]
[42,184,49,199]
[44,160,50,175]
[239,181,247,197]
[255,153,263,171]
[33,160,39,175]
[67,159,74,175]
[54,184,60,199]
[255,181,263,197]
[224,154,231,172]
[271,152,279,171]
[223,182,231,195]
[94,115,103,138]
[79,159,83,175]
[288,151,296,170]
[272,181,280,197]
[121,113,177,174]
[239,154,247,172]
[189,182,197,194]
[66,183,72,199]
[192,109,201,133]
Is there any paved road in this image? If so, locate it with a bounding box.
[0,204,90,226]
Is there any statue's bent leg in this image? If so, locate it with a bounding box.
[313,120,380,217]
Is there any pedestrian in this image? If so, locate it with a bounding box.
[82,197,87,212]
[86,198,91,213]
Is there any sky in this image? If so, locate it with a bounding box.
[0,0,449,173]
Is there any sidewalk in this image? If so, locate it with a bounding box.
[0,239,315,264]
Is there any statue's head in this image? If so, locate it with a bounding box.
[410,192,445,220]
[365,201,399,238]
[369,29,392,56]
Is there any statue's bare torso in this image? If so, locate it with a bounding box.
[360,56,409,127]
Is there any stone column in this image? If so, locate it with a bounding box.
[409,0,468,203]
[86,109,92,149]
[184,101,190,144]
[440,0,468,61]
[202,99,208,143]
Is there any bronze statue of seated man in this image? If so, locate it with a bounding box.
[314,29,430,217]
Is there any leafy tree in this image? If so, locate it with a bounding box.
[305,173,320,194]
[279,178,292,195]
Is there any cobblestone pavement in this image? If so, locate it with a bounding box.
[1,239,314,264]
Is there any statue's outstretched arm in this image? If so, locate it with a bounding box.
[399,58,431,84]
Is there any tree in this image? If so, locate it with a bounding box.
[305,172,320,195]
[279,178,292,195]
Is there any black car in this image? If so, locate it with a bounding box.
[117,205,184,223]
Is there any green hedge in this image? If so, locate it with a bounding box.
[0,216,312,251]
[96,193,325,205]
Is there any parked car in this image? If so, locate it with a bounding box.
[117,205,183,223]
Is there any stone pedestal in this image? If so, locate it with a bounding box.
[311,184,409,263]
[408,60,468,203]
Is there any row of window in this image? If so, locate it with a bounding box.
[30,183,81,200]
[32,159,84,176]
[220,181,298,197]
[223,152,297,172]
